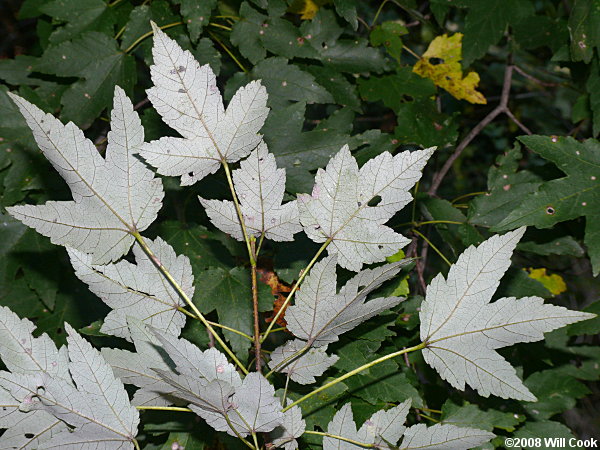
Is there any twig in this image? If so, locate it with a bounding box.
[133,98,150,111]
[429,64,519,196]
[505,108,533,135]
[514,65,560,87]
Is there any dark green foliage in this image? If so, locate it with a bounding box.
[0,0,598,448]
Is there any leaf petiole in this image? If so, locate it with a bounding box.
[304,430,377,448]
[282,342,427,412]
[133,232,249,374]
[260,238,332,343]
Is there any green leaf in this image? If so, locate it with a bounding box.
[513,16,568,52]
[370,21,408,62]
[260,17,319,59]
[394,100,458,148]
[358,67,437,112]
[320,39,387,74]
[441,401,524,432]
[513,421,581,449]
[120,5,152,50]
[231,2,267,64]
[175,0,217,42]
[40,0,115,44]
[568,0,600,63]
[193,267,272,358]
[496,136,600,276]
[60,53,136,128]
[517,235,585,257]
[35,31,118,77]
[567,299,600,335]
[462,0,533,66]
[252,57,333,109]
[262,102,353,192]
[469,144,542,227]
[333,0,358,30]
[303,66,361,111]
[160,432,206,450]
[496,267,552,299]
[157,221,235,272]
[524,369,590,420]
[0,56,43,86]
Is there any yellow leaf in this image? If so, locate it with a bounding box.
[413,33,487,105]
[526,268,567,296]
[288,0,325,20]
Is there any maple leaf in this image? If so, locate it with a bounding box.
[298,145,434,271]
[413,33,487,105]
[139,22,269,186]
[286,254,408,347]
[68,237,194,341]
[496,135,600,276]
[323,400,494,449]
[7,86,164,264]
[200,143,301,241]
[420,228,596,401]
[0,319,139,449]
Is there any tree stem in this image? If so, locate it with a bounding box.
[251,238,262,372]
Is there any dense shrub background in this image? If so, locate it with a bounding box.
[0,0,599,448]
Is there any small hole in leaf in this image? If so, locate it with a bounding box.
[357,201,362,207]
[378,245,384,249]
[57,327,62,334]
[25,434,34,439]
[188,172,194,177]
[429,57,444,65]
[546,206,555,215]
[368,195,382,207]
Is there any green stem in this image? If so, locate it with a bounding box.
[412,229,451,267]
[371,0,390,26]
[304,430,377,448]
[133,232,248,375]
[417,220,464,227]
[136,406,192,412]
[252,432,260,449]
[222,160,255,264]
[224,414,256,449]
[418,412,440,423]
[176,307,254,341]
[209,22,232,31]
[133,438,141,450]
[208,30,248,73]
[451,191,487,204]
[124,22,183,54]
[260,239,332,343]
[282,342,427,412]
[265,343,309,378]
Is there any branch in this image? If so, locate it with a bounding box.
[429,64,529,196]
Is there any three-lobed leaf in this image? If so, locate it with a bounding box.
[69,237,193,341]
[200,143,302,242]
